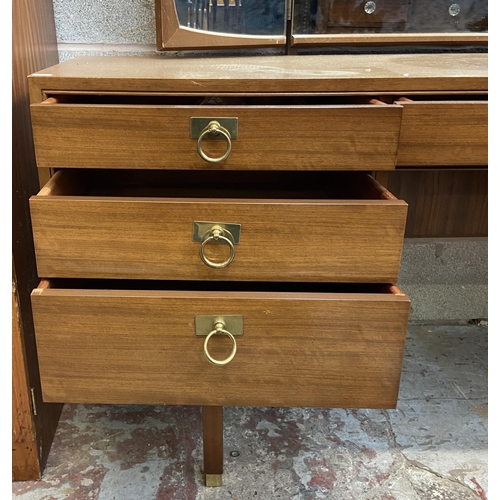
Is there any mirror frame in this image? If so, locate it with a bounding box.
[155,0,287,50]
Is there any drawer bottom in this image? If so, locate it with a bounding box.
[31,280,410,409]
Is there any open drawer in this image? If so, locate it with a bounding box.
[30,94,402,171]
[31,279,410,408]
[395,96,488,166]
[30,170,408,283]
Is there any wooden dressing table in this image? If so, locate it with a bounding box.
[27,53,487,486]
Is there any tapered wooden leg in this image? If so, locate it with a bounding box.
[202,406,223,487]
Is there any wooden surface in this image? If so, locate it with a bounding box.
[31,285,410,408]
[12,277,39,480]
[28,54,488,96]
[202,407,224,475]
[30,172,407,282]
[384,169,488,238]
[396,100,488,166]
[12,0,62,481]
[30,102,402,170]
[37,169,88,196]
[292,33,488,46]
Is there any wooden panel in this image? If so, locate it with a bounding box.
[12,276,40,480]
[31,286,410,408]
[291,32,487,46]
[396,101,488,166]
[27,54,488,96]
[12,0,62,481]
[30,175,408,283]
[385,169,487,237]
[30,103,402,170]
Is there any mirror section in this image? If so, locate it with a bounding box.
[156,0,287,50]
[293,0,487,38]
[174,0,287,36]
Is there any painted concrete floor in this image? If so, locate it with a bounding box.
[12,324,488,500]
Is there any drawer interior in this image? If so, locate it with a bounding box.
[42,93,488,106]
[43,93,394,106]
[40,278,402,295]
[39,169,397,201]
[394,94,487,103]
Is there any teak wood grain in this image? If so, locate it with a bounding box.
[396,100,488,166]
[30,103,402,170]
[12,0,62,481]
[24,51,486,487]
[31,286,410,409]
[30,173,407,283]
[291,33,488,47]
[27,54,488,97]
[12,278,39,480]
[385,169,488,238]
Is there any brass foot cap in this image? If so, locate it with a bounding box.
[205,474,223,487]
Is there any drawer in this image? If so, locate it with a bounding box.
[395,97,487,166]
[31,280,410,408]
[30,170,407,282]
[30,95,402,171]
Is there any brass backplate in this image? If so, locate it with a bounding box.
[190,118,238,139]
[195,316,244,336]
[193,222,241,244]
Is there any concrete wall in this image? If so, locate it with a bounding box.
[52,0,488,322]
[53,0,283,61]
[398,239,487,322]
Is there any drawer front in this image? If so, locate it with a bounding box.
[396,100,487,166]
[30,173,408,283]
[30,103,402,171]
[31,284,410,408]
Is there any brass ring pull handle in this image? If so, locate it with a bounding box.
[197,120,232,163]
[203,320,237,366]
[199,225,235,269]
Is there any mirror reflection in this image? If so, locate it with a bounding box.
[293,0,487,35]
[175,0,287,35]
